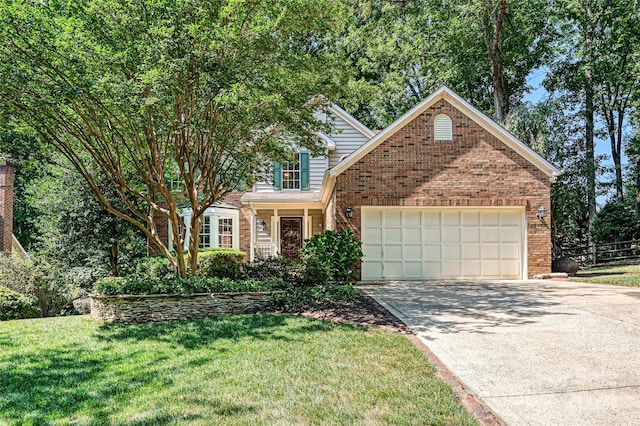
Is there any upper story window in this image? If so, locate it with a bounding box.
[273,152,310,191]
[434,114,453,140]
[281,153,300,189]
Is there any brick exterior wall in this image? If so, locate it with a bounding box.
[0,161,16,254]
[333,99,552,278]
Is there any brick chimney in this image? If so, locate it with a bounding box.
[0,160,16,253]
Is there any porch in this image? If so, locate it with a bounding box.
[250,208,325,261]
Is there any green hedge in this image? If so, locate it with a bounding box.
[193,248,246,279]
[0,286,40,321]
[94,276,288,296]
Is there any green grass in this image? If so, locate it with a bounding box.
[571,263,640,286]
[0,315,478,426]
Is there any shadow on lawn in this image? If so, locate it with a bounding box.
[95,313,336,349]
[0,314,336,425]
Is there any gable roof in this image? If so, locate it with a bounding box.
[329,86,562,180]
[328,103,377,139]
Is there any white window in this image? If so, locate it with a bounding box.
[434,114,453,140]
[199,216,212,249]
[282,153,300,189]
[218,218,233,248]
[169,206,240,250]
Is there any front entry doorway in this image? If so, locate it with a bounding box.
[280,217,303,260]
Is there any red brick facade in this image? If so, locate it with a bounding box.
[333,99,552,277]
[0,161,16,253]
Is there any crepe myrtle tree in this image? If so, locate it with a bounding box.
[0,0,343,277]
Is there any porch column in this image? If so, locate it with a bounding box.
[249,207,255,262]
[273,209,279,257]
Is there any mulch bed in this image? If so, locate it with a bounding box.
[265,294,411,334]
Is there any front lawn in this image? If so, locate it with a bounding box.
[0,315,478,425]
[571,263,640,287]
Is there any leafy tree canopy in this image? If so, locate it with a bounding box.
[0,0,346,277]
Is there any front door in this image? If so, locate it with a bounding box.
[280,217,303,260]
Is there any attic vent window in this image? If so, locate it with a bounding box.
[434,114,453,140]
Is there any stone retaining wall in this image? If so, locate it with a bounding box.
[90,291,282,323]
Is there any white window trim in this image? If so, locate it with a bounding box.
[168,206,240,250]
[281,152,301,190]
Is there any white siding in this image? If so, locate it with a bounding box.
[327,114,372,168]
[252,108,371,192]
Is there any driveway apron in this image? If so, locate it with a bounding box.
[361,280,640,426]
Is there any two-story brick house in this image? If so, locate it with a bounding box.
[161,86,562,279]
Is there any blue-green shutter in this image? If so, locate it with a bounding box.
[273,162,282,190]
[300,152,310,190]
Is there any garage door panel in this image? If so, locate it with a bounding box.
[462,228,480,243]
[482,244,500,259]
[384,211,402,226]
[462,211,480,226]
[403,229,422,244]
[462,244,481,259]
[404,211,422,226]
[443,245,461,260]
[404,262,423,277]
[363,244,382,261]
[424,262,442,278]
[363,227,382,242]
[361,208,523,280]
[501,244,520,259]
[423,211,441,226]
[403,245,422,261]
[385,228,402,243]
[463,261,481,276]
[424,244,441,260]
[385,244,403,261]
[443,261,462,277]
[443,211,460,226]
[424,229,441,243]
[481,211,500,226]
[500,227,520,243]
[442,228,460,243]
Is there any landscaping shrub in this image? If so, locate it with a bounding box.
[270,284,361,309]
[0,286,39,320]
[0,254,74,317]
[94,276,288,295]
[133,255,174,279]
[300,230,363,282]
[194,248,246,279]
[242,257,302,284]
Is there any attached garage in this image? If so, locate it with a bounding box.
[361,208,525,280]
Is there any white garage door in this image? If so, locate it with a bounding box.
[361,208,524,280]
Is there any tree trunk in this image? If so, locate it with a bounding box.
[481,0,509,123]
[109,242,119,276]
[584,1,597,264]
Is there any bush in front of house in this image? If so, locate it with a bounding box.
[270,284,361,309]
[0,286,40,320]
[94,275,288,296]
[242,257,302,284]
[0,254,77,317]
[300,230,363,283]
[133,254,175,279]
[193,248,246,279]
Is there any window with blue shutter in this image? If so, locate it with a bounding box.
[300,152,309,190]
[273,162,282,190]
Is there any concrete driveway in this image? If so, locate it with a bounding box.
[360,280,640,426]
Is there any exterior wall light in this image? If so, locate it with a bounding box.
[258,220,267,231]
[345,206,354,220]
[536,205,547,220]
